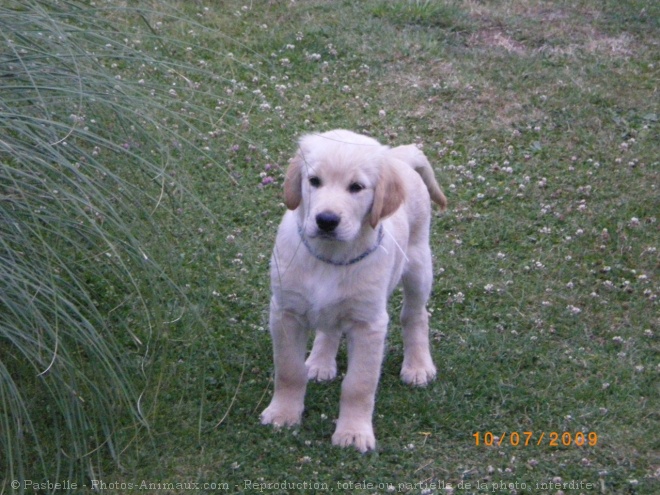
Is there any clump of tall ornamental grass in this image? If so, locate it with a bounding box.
[0,0,241,482]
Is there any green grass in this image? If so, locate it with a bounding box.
[1,0,658,493]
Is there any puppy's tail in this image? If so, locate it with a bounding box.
[390,144,447,210]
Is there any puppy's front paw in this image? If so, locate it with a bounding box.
[401,363,437,387]
[306,360,337,382]
[332,424,376,453]
[260,402,302,428]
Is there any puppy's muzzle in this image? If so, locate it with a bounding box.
[316,211,341,234]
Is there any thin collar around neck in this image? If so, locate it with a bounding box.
[298,225,384,266]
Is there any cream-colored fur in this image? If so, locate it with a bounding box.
[261,130,446,452]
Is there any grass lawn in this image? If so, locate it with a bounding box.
[2,0,658,493]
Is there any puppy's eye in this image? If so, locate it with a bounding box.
[348,182,365,193]
[309,176,321,188]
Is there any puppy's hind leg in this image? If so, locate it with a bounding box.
[400,245,437,386]
[306,331,341,382]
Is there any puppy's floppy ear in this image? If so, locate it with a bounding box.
[283,151,303,210]
[370,160,405,228]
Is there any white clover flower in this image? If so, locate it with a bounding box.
[567,305,581,315]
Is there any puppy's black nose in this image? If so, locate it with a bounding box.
[316,211,340,233]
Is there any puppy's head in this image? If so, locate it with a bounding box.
[283,130,404,242]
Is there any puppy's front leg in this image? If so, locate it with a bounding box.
[400,246,437,386]
[332,322,387,453]
[261,303,308,427]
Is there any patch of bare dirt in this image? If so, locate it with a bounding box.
[465,2,640,59]
[468,30,527,55]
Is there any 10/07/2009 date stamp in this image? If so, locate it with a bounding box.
[473,431,598,447]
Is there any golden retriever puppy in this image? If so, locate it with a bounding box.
[261,129,446,452]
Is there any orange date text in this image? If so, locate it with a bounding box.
[473,431,598,447]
